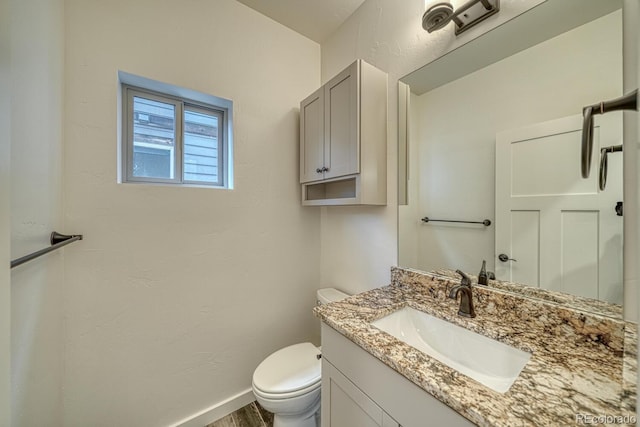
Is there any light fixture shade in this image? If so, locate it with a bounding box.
[422,0,501,35]
[422,1,454,33]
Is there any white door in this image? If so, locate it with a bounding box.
[495,114,623,303]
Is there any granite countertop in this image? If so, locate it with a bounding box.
[432,268,623,319]
[314,267,637,427]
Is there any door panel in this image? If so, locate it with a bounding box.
[329,377,383,427]
[322,359,400,427]
[561,210,599,298]
[510,129,597,196]
[300,88,324,183]
[510,210,540,286]
[324,62,359,180]
[496,114,623,303]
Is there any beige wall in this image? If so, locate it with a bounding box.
[10,0,66,425]
[319,0,544,294]
[63,0,321,425]
[0,0,11,423]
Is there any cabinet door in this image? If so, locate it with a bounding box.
[322,359,400,427]
[300,87,325,183]
[324,61,359,180]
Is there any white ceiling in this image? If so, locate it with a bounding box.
[235,0,366,43]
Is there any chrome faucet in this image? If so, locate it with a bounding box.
[449,270,476,318]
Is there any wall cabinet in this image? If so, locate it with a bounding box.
[299,60,387,206]
[321,324,475,427]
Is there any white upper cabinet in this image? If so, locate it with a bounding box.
[299,60,387,206]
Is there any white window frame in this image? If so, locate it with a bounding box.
[119,71,233,188]
[124,87,182,184]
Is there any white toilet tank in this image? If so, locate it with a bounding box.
[316,288,349,305]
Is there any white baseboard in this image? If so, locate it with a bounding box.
[169,388,255,427]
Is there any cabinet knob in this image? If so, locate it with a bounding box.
[316,168,323,173]
[322,166,329,172]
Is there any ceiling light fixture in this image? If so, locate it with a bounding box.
[422,0,500,35]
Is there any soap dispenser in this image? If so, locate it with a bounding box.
[478,260,488,285]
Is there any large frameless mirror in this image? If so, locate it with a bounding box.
[398,0,624,318]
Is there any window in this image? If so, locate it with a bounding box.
[120,74,232,188]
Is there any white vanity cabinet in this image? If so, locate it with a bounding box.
[299,60,387,206]
[323,358,400,427]
[321,324,475,427]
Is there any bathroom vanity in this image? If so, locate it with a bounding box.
[314,267,637,427]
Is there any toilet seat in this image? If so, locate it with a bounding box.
[252,342,321,399]
[253,379,320,400]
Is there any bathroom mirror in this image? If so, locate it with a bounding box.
[397,0,625,316]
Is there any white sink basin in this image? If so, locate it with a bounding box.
[371,307,531,393]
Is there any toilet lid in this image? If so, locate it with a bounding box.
[253,342,321,395]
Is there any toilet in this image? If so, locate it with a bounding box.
[251,288,349,427]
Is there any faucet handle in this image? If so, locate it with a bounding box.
[455,269,472,286]
[452,270,476,318]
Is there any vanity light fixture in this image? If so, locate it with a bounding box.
[422,0,500,35]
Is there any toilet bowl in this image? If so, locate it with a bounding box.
[251,288,349,427]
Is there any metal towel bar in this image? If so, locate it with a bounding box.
[11,231,83,269]
[421,217,491,226]
[599,144,622,191]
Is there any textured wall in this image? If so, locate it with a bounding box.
[10,0,65,425]
[63,0,321,425]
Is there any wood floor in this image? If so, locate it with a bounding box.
[207,401,274,427]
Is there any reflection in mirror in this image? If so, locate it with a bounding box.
[398,0,624,315]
